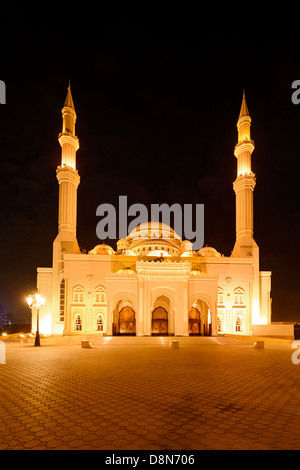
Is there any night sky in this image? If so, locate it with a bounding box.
[1,7,300,323]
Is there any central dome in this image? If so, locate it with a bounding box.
[126,221,182,257]
[128,221,181,241]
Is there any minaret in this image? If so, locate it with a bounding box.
[56,82,80,239]
[232,91,261,325]
[232,91,257,257]
[51,83,80,335]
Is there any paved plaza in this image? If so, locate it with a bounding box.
[0,334,299,450]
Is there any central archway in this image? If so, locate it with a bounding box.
[152,306,168,335]
[151,293,174,336]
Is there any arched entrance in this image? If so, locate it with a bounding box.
[188,307,201,335]
[151,293,174,336]
[152,307,168,335]
[189,299,212,336]
[119,306,136,335]
[112,299,136,336]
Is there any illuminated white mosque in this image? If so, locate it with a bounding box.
[33,85,272,337]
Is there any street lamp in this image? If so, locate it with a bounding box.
[27,293,45,346]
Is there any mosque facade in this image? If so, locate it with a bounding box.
[34,86,272,337]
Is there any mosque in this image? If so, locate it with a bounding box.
[33,85,272,337]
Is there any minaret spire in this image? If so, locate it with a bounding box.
[60,82,78,149]
[234,90,255,177]
[232,91,256,254]
[56,83,80,235]
[238,90,249,120]
[64,81,75,110]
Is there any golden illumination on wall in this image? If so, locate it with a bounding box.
[39,314,52,335]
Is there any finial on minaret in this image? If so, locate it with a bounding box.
[236,90,252,144]
[64,81,75,111]
[238,89,250,121]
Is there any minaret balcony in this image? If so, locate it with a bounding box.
[234,139,255,158]
[56,165,80,188]
[58,132,80,150]
[233,172,256,193]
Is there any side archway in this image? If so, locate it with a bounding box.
[189,291,215,336]
[189,298,212,336]
[188,306,201,335]
[112,297,136,336]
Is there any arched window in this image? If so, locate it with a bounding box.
[59,279,65,322]
[234,288,245,305]
[96,315,104,331]
[73,286,84,303]
[95,286,106,304]
[75,315,82,331]
[235,315,242,332]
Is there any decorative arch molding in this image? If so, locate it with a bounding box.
[234,311,244,320]
[233,286,245,293]
[73,284,85,291]
[150,287,176,312]
[111,290,138,314]
[95,284,107,292]
[188,291,214,313]
[71,308,85,319]
[118,299,135,312]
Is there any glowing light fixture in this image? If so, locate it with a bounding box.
[26,293,46,347]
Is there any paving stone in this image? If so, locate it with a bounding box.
[1,336,300,450]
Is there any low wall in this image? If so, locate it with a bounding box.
[252,323,294,339]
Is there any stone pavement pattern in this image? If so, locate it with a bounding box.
[0,335,300,450]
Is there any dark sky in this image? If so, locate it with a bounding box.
[0,7,300,323]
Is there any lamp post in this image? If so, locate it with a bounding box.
[27,293,45,346]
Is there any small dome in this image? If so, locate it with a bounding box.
[117,267,136,274]
[89,243,115,255]
[181,250,199,257]
[115,249,136,256]
[198,246,221,257]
